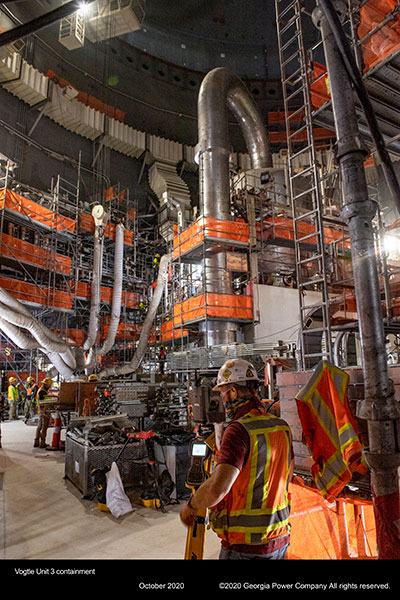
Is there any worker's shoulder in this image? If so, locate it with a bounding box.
[240,411,291,429]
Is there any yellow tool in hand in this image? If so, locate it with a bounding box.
[184,432,215,560]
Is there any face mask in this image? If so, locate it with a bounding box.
[223,389,250,420]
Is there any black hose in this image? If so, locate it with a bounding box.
[317,0,400,215]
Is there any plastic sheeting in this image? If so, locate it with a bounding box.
[173,217,249,259]
[288,477,377,559]
[173,293,253,326]
[0,233,71,275]
[0,189,76,234]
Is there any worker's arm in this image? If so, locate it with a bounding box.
[180,463,239,527]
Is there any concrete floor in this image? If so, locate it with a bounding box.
[0,418,221,562]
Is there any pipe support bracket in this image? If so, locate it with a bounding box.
[340,199,378,223]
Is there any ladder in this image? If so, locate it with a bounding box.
[275,0,333,370]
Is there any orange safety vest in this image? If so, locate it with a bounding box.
[209,408,293,546]
[295,361,367,502]
[35,386,50,413]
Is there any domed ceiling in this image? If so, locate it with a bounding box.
[3,0,320,149]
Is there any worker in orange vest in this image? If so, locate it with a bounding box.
[180,359,294,559]
[34,378,53,448]
[24,376,38,422]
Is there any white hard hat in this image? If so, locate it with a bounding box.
[212,359,259,391]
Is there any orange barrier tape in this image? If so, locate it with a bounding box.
[78,213,133,245]
[0,233,72,275]
[288,476,376,559]
[358,0,400,72]
[0,276,73,311]
[0,189,76,234]
[173,217,249,259]
[173,293,253,326]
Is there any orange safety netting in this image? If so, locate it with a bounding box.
[288,476,377,559]
[160,319,188,341]
[260,215,350,248]
[173,217,249,260]
[78,213,133,246]
[173,293,253,326]
[359,0,400,72]
[0,189,76,234]
[0,233,72,275]
[68,281,140,308]
[100,315,142,341]
[0,276,73,311]
[53,329,85,346]
[310,62,331,109]
[45,70,126,122]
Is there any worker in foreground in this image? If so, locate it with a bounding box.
[34,377,53,448]
[180,358,294,559]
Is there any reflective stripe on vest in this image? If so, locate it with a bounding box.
[209,410,292,546]
[8,385,18,402]
[296,361,367,502]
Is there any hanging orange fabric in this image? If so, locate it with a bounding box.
[173,293,253,326]
[358,0,400,72]
[0,233,71,275]
[295,361,367,502]
[288,476,377,559]
[0,189,76,234]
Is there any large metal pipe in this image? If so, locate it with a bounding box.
[197,67,272,345]
[313,0,400,559]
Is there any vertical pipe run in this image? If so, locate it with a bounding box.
[313,0,400,559]
[197,67,272,346]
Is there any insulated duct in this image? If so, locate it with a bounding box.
[196,67,271,345]
[83,209,105,352]
[98,222,124,356]
[98,253,171,379]
[0,316,40,350]
[0,287,78,379]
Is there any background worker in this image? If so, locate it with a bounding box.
[34,377,53,448]
[180,358,294,560]
[7,376,19,420]
[24,376,38,422]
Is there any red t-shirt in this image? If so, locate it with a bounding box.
[216,400,291,555]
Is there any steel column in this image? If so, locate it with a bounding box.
[313,0,400,559]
